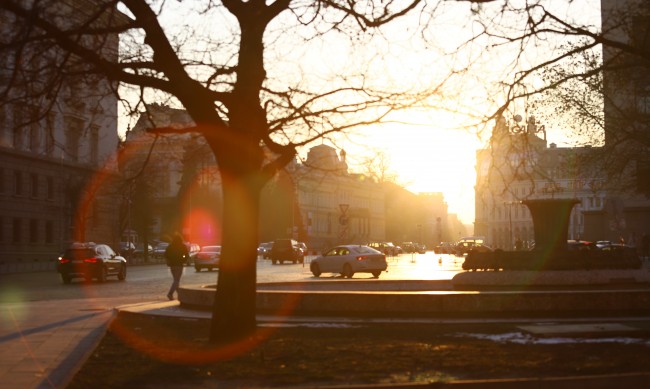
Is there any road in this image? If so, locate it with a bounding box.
[0,251,463,305]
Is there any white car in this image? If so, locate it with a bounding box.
[310,245,387,278]
[194,245,221,272]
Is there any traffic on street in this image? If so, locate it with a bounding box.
[0,251,464,305]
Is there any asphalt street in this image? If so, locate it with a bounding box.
[0,252,463,388]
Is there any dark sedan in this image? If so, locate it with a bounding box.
[57,243,127,284]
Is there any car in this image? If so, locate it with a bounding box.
[415,243,426,254]
[595,240,613,249]
[57,242,127,284]
[118,241,135,257]
[310,245,387,278]
[269,238,304,264]
[455,236,486,255]
[153,242,169,258]
[400,242,417,253]
[467,244,493,253]
[194,245,221,271]
[567,239,595,251]
[184,242,201,265]
[297,241,308,255]
[368,242,400,256]
[433,242,457,255]
[133,243,153,259]
[257,242,273,258]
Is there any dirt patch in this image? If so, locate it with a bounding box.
[68,314,650,388]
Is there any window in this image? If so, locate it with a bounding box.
[29,123,40,153]
[45,113,55,157]
[47,176,54,200]
[45,221,53,244]
[65,116,84,162]
[12,105,24,149]
[31,173,38,198]
[12,218,21,243]
[14,171,23,196]
[29,219,38,243]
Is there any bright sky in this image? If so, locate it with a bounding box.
[339,114,483,225]
[118,0,602,227]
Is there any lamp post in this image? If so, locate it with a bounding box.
[504,201,518,250]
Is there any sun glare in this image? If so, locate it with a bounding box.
[342,110,482,225]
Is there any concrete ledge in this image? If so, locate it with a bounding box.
[452,269,650,286]
[178,280,650,318]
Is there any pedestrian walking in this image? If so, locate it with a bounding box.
[165,234,188,300]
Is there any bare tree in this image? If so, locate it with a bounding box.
[452,1,649,195]
[3,0,498,344]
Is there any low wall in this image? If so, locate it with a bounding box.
[178,280,650,318]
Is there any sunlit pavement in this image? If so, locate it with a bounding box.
[256,251,465,283]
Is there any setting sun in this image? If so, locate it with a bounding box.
[342,110,483,225]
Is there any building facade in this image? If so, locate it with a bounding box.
[597,0,650,242]
[259,145,387,251]
[124,104,455,253]
[474,116,605,249]
[0,3,123,271]
[121,104,220,246]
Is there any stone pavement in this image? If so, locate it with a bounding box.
[3,281,650,389]
[0,299,114,389]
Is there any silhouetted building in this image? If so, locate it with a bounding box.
[475,116,603,249]
[0,3,123,271]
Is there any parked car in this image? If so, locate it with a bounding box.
[257,242,273,258]
[400,242,426,254]
[153,242,169,258]
[455,236,486,255]
[467,244,493,253]
[567,239,596,251]
[433,242,457,255]
[194,245,221,272]
[595,240,613,249]
[57,242,127,284]
[269,238,304,264]
[310,245,387,278]
[184,242,201,265]
[400,242,417,253]
[415,243,426,254]
[368,242,400,256]
[118,241,135,257]
[133,243,153,259]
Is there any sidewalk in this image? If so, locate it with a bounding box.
[0,299,114,389]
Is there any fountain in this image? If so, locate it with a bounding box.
[462,199,641,271]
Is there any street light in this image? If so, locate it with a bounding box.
[504,201,520,250]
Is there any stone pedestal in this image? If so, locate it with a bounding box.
[523,199,580,252]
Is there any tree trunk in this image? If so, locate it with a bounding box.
[210,173,261,343]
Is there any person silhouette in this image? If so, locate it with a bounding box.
[165,233,188,300]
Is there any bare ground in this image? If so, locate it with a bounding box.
[68,314,650,388]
